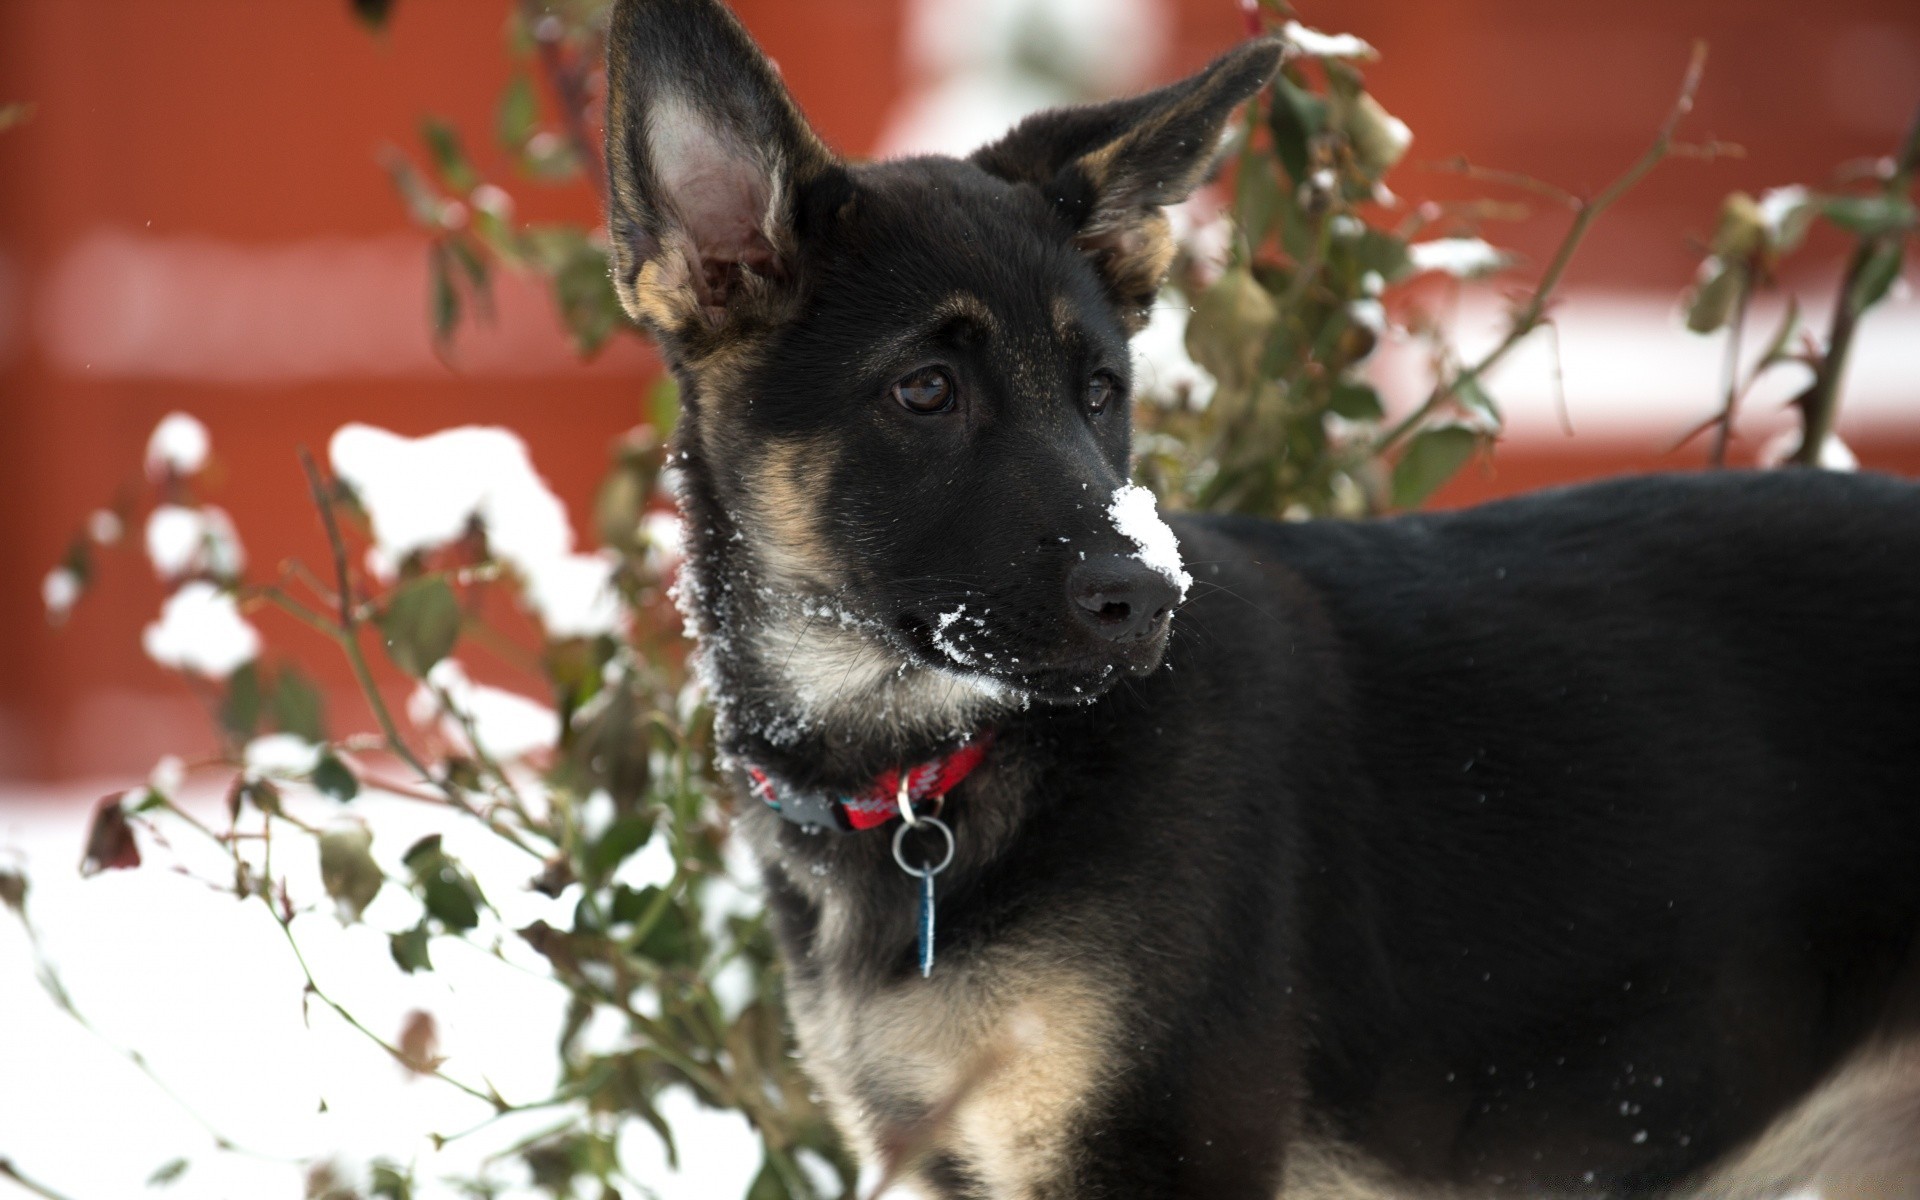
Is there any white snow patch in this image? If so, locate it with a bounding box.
[1106,485,1192,600]
[328,424,621,638]
[148,754,186,795]
[1407,238,1513,280]
[1757,185,1812,241]
[1132,300,1216,409]
[1281,20,1376,60]
[408,659,559,762]
[142,581,260,678]
[243,733,323,779]
[1759,429,1858,471]
[87,508,123,545]
[931,605,977,667]
[144,503,244,580]
[41,566,80,620]
[144,411,210,478]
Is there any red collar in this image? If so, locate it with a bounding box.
[745,735,993,832]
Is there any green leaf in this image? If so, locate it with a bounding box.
[0,868,25,915]
[376,577,461,677]
[1391,424,1480,509]
[146,1158,189,1188]
[1683,258,1747,334]
[649,377,681,439]
[312,752,360,803]
[271,666,327,742]
[428,241,461,344]
[1820,194,1918,238]
[585,814,654,880]
[1348,228,1413,286]
[419,117,479,193]
[1327,381,1384,421]
[389,922,434,973]
[1186,268,1279,392]
[351,0,397,31]
[369,1161,414,1200]
[496,75,539,151]
[1266,73,1326,186]
[319,826,383,921]
[404,834,484,933]
[1845,238,1906,316]
[220,661,263,741]
[1453,375,1502,431]
[1234,127,1284,250]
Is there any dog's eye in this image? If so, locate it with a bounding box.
[893,367,956,415]
[1086,371,1121,414]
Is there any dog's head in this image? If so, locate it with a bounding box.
[605,0,1279,751]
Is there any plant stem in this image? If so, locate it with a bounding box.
[0,1159,80,1200]
[1710,271,1753,466]
[1378,41,1715,454]
[1789,103,1920,466]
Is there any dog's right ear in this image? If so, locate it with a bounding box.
[603,0,835,343]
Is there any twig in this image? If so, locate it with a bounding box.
[1378,41,1717,454]
[1789,103,1920,466]
[1422,155,1580,210]
[0,1159,80,1200]
[297,448,355,630]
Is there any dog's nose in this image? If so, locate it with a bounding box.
[1067,554,1179,643]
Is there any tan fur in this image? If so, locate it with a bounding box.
[1685,1037,1920,1200]
[746,437,836,587]
[787,942,1121,1198]
[1267,1039,1920,1199]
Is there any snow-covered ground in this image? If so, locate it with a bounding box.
[0,785,767,1200]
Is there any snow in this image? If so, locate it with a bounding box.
[1758,429,1858,471]
[1281,20,1377,60]
[329,424,622,639]
[87,508,124,545]
[1757,185,1811,241]
[41,566,80,621]
[141,581,261,678]
[243,733,323,779]
[1408,237,1513,280]
[1132,300,1216,409]
[144,503,244,580]
[1106,484,1192,600]
[144,411,210,479]
[408,659,560,762]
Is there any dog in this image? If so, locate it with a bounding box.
[600,2,1920,1195]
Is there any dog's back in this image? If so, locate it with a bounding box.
[1172,469,1920,1193]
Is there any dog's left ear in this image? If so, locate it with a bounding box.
[972,40,1283,330]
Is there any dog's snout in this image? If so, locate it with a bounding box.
[1068,554,1178,643]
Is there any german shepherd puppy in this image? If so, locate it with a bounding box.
[602,2,1920,1195]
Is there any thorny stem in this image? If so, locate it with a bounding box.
[1377,41,1718,455]
[1789,103,1920,466]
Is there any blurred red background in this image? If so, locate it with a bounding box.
[1,0,1916,783]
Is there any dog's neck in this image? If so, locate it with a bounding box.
[666,440,1021,787]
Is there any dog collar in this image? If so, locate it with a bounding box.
[744,735,993,832]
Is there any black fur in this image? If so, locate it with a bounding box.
[603,3,1920,1195]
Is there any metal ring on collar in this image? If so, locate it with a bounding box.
[891,814,955,877]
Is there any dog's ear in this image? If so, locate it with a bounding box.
[603,0,836,340]
[972,40,1283,329]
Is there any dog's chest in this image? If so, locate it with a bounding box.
[784,925,1123,1198]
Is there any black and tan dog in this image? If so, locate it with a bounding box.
[601,1,1920,1195]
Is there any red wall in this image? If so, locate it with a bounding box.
[1,0,1915,781]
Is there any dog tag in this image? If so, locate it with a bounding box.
[892,816,955,979]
